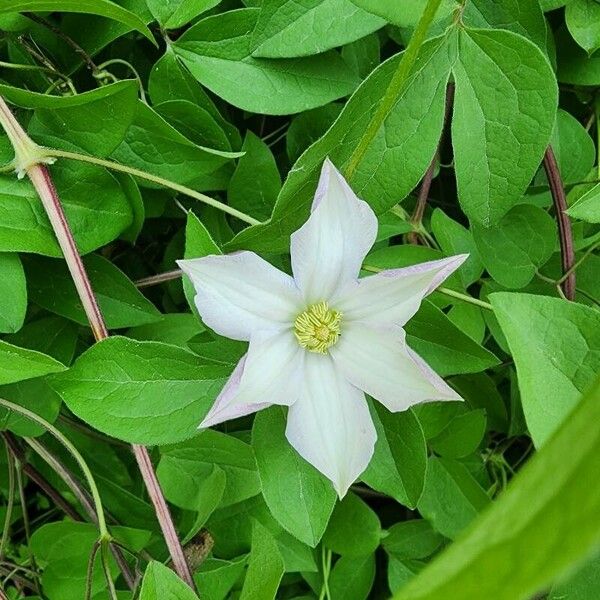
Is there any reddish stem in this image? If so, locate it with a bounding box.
[542,146,576,300]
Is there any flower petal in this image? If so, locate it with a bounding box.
[200,330,302,428]
[290,159,378,304]
[285,353,376,497]
[178,252,302,341]
[330,322,461,413]
[334,254,468,326]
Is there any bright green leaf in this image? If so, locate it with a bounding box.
[362,403,427,508]
[490,293,600,446]
[26,254,162,329]
[252,406,336,547]
[0,253,26,333]
[251,0,384,58]
[174,9,358,115]
[50,337,229,445]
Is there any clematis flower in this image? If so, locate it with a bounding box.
[179,159,467,497]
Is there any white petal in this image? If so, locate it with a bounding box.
[330,322,461,413]
[290,159,378,304]
[178,252,302,341]
[285,353,376,498]
[200,330,302,428]
[334,255,468,327]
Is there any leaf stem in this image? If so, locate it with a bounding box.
[44,148,260,226]
[436,286,493,311]
[543,146,576,300]
[344,0,444,180]
[0,443,15,560]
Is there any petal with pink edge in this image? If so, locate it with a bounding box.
[178,252,302,342]
[334,254,468,327]
[330,322,462,413]
[200,330,303,428]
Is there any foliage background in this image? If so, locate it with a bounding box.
[0,0,599,598]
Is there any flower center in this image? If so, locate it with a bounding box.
[294,301,342,354]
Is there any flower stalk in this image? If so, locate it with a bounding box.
[0,97,195,591]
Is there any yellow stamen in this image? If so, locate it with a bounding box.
[294,301,342,354]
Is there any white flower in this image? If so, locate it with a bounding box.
[179,159,467,497]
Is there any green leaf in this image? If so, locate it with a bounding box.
[417,456,490,540]
[228,36,453,253]
[557,25,600,85]
[405,300,499,376]
[251,0,384,58]
[549,549,600,599]
[567,181,600,223]
[173,9,359,115]
[490,293,600,446]
[195,556,247,600]
[155,100,234,153]
[286,104,342,164]
[4,315,78,365]
[323,493,381,557]
[0,253,26,333]
[342,33,381,79]
[139,561,199,599]
[429,409,487,458]
[392,377,600,600]
[240,520,284,600]
[148,48,242,148]
[329,553,376,600]
[252,406,336,547]
[430,209,483,287]
[0,340,66,385]
[450,373,509,433]
[472,205,557,288]
[0,0,154,42]
[463,0,547,50]
[452,28,557,225]
[26,254,162,329]
[228,131,281,222]
[50,337,229,445]
[349,0,454,27]
[547,109,596,185]
[361,403,427,508]
[566,0,600,54]
[146,0,221,29]
[0,377,62,437]
[128,313,203,346]
[110,101,239,191]
[0,161,132,257]
[26,81,138,157]
[158,429,260,508]
[383,520,444,560]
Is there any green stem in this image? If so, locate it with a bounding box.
[0,444,15,560]
[344,0,443,180]
[44,148,260,226]
[436,286,493,311]
[0,399,109,539]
